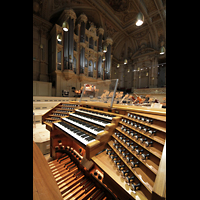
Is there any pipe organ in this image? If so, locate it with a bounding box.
[35,101,166,200]
[48,9,113,97]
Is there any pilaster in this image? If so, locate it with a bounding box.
[77,13,88,24]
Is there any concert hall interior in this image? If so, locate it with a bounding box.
[33,1,166,200]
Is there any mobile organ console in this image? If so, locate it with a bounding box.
[37,101,166,200]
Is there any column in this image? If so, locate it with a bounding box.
[150,56,158,88]
[150,57,155,88]
[154,57,158,87]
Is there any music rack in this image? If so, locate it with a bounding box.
[39,101,166,200]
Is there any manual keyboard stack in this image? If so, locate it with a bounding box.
[42,103,79,127]
[44,106,120,160]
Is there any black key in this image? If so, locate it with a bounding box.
[81,134,90,138]
[76,131,85,136]
[85,136,95,141]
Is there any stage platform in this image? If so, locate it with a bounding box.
[33,96,79,154]
[33,123,50,155]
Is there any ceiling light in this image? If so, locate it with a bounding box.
[103,45,107,53]
[124,59,128,64]
[62,21,69,32]
[136,12,144,26]
[102,55,106,61]
[117,64,120,68]
[57,33,62,42]
[160,46,165,54]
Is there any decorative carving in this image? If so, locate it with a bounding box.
[80,42,86,49]
[155,22,164,38]
[123,12,137,23]
[152,14,161,22]
[57,44,63,52]
[52,0,82,11]
[88,22,96,34]
[104,21,117,37]
[62,70,76,81]
[59,8,77,22]
[119,43,125,60]
[128,47,132,59]
[105,0,129,12]
[158,34,165,48]
[33,0,43,17]
[104,37,113,46]
[77,13,88,24]
[131,45,157,61]
[98,27,104,35]
[133,29,149,39]
[33,14,52,37]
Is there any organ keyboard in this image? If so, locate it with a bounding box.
[38,101,166,200]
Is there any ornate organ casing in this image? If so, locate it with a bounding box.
[48,9,113,97]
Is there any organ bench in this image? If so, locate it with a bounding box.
[37,101,166,200]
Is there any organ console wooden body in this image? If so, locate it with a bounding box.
[36,101,166,200]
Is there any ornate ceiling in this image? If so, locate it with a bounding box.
[33,0,166,63]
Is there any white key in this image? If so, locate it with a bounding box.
[75,109,113,120]
[62,118,104,136]
[54,122,96,146]
[70,113,110,127]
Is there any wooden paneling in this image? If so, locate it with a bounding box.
[33,141,63,200]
